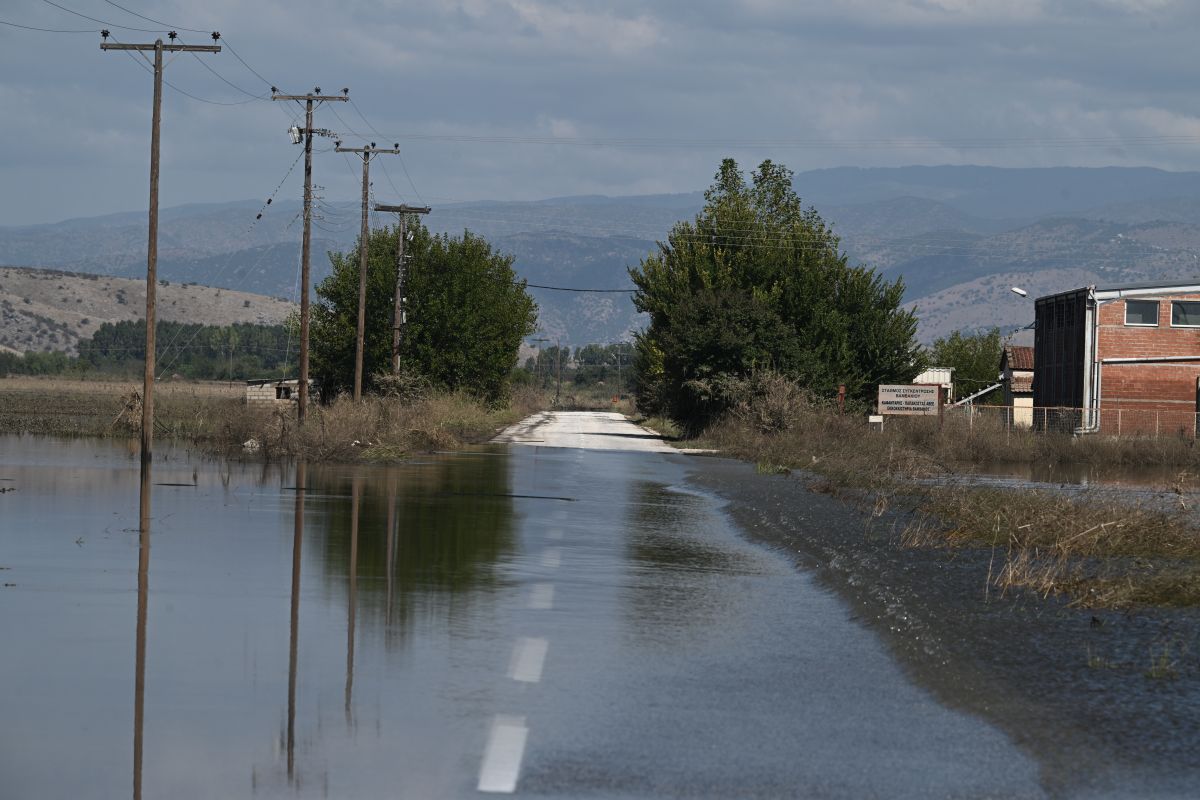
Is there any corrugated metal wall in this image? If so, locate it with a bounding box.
[1033,289,1086,409]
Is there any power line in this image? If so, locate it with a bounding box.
[40,0,161,32]
[100,0,209,34]
[0,18,97,33]
[348,100,425,204]
[524,283,635,293]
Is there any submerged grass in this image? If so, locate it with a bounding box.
[676,373,1200,609]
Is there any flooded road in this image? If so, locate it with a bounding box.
[1,429,1043,798]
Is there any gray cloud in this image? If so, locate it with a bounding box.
[3,0,1200,225]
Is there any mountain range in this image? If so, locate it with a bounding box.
[5,165,1200,350]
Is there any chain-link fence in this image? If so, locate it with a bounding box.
[949,404,1198,437]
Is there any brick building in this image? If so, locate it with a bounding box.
[1033,282,1200,435]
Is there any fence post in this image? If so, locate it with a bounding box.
[1117,408,1122,437]
[1156,411,1160,439]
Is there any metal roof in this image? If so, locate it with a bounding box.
[1036,280,1200,304]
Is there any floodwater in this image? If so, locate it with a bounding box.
[0,434,1045,799]
[966,459,1199,490]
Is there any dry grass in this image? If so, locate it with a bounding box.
[680,373,1200,609]
[0,375,548,461]
[0,376,244,438]
[900,485,1200,608]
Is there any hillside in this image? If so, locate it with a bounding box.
[0,267,294,355]
[7,166,1200,345]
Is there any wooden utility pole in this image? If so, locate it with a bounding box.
[100,32,221,467]
[272,89,348,421]
[555,339,563,406]
[374,204,431,373]
[336,144,400,399]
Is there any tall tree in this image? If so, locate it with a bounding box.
[311,223,537,402]
[630,158,923,428]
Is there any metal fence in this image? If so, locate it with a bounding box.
[948,404,1199,438]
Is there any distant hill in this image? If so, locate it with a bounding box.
[7,165,1200,346]
[0,267,293,355]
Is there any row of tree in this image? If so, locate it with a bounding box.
[0,321,295,380]
[4,157,996,419]
[0,226,539,404]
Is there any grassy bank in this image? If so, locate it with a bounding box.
[666,379,1200,609]
[0,376,546,459]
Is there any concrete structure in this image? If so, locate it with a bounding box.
[913,367,954,404]
[246,378,310,406]
[1034,282,1200,435]
[1000,345,1034,428]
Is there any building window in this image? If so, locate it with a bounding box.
[1125,299,1159,326]
[1171,301,1200,327]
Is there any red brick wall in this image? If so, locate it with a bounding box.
[1097,295,1200,359]
[1094,295,1200,435]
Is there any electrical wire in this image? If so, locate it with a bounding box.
[524,283,635,293]
[350,100,426,204]
[154,153,304,375]
[106,35,262,106]
[39,0,161,32]
[100,0,209,33]
[0,18,97,33]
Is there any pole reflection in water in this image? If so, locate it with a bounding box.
[134,459,151,800]
[345,476,361,729]
[287,462,306,784]
[385,476,395,629]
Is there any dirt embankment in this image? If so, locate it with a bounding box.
[689,456,1200,797]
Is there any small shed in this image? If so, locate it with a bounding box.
[1001,345,1035,427]
[246,378,309,405]
[913,367,954,404]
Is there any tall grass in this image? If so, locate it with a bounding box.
[684,372,1200,609]
[0,375,548,461]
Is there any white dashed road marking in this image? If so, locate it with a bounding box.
[508,636,549,683]
[528,583,555,610]
[540,547,562,569]
[547,527,564,540]
[477,714,529,793]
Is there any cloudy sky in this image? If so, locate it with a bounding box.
[2,0,1199,225]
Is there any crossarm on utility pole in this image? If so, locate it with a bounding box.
[100,34,220,477]
[374,204,432,374]
[337,145,401,400]
[271,90,348,421]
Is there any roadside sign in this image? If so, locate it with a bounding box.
[877,384,942,416]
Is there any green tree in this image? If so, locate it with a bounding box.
[630,158,923,428]
[311,222,537,402]
[928,328,1004,403]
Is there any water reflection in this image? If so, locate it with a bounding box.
[967,460,1200,490]
[345,476,360,729]
[4,439,520,797]
[304,456,517,638]
[287,461,306,784]
[134,460,151,800]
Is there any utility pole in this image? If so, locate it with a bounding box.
[529,337,549,390]
[555,338,563,406]
[273,88,348,422]
[374,204,431,373]
[100,31,221,469]
[335,143,400,399]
